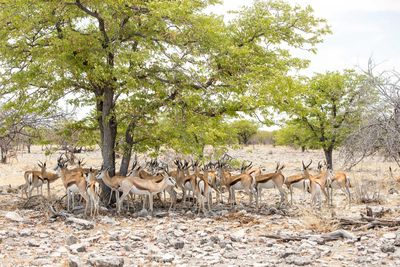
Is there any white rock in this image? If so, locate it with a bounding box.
[162,253,175,263]
[4,211,24,222]
[88,255,124,267]
[383,233,397,239]
[69,243,87,253]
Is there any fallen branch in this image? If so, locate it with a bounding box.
[49,204,94,229]
[260,229,357,243]
[339,216,400,229]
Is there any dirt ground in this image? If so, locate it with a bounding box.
[0,145,400,266]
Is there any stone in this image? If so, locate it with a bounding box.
[67,235,79,246]
[285,255,312,266]
[280,250,296,259]
[129,235,142,241]
[28,240,40,247]
[381,244,395,253]
[210,236,220,244]
[88,256,124,267]
[69,243,87,253]
[4,211,24,222]
[100,216,117,225]
[162,253,175,263]
[174,229,185,237]
[383,233,397,239]
[138,209,148,217]
[230,229,246,242]
[68,256,81,267]
[20,229,32,237]
[174,240,185,249]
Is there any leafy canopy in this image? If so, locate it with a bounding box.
[0,0,330,158]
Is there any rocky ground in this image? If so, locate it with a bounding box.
[0,145,400,266]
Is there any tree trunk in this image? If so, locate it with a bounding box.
[27,143,31,154]
[96,87,117,202]
[119,121,135,176]
[324,147,333,170]
[0,147,6,164]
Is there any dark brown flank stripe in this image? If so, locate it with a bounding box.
[131,181,148,191]
[256,175,273,184]
[287,176,304,186]
[229,177,242,186]
[67,181,76,188]
[155,177,163,183]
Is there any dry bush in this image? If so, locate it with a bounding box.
[352,175,384,204]
[296,206,336,232]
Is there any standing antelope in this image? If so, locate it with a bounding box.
[96,166,129,206]
[85,168,100,217]
[116,171,177,214]
[128,164,177,211]
[302,160,330,208]
[39,162,61,197]
[54,158,89,211]
[24,161,46,197]
[285,173,309,205]
[254,163,287,208]
[327,169,351,206]
[217,161,255,207]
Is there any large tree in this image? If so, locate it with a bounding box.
[278,70,370,169]
[0,0,328,179]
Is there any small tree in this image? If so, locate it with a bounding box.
[280,70,370,169]
[230,120,259,145]
[275,123,315,152]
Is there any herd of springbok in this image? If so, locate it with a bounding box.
[19,154,352,217]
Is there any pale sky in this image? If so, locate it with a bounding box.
[211,0,400,75]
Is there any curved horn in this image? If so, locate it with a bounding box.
[306,160,312,169]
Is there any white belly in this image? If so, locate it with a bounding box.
[231,181,245,190]
[258,180,274,189]
[67,184,79,193]
[291,180,306,190]
[130,186,149,196]
[184,180,193,191]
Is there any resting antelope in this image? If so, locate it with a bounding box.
[254,163,287,208]
[116,171,177,214]
[217,161,255,207]
[302,160,330,208]
[54,158,89,211]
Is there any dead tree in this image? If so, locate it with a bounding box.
[341,60,400,168]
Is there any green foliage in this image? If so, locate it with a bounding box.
[155,111,236,158]
[278,70,372,156]
[0,0,329,161]
[274,123,316,150]
[56,119,99,148]
[229,120,259,145]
